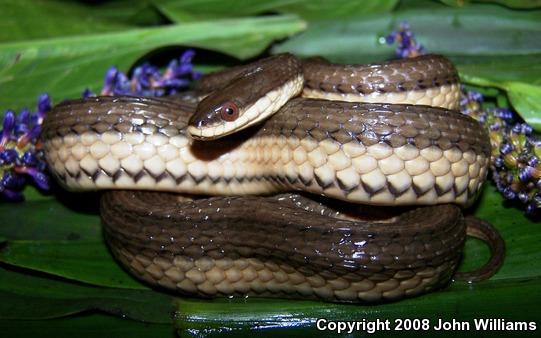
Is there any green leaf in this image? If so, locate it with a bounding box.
[0,192,141,289]
[0,267,173,323]
[0,0,164,43]
[274,5,541,130]
[506,83,541,130]
[0,314,174,338]
[275,5,541,61]
[460,72,541,130]
[0,196,100,241]
[0,189,139,288]
[0,15,306,112]
[175,278,541,337]
[153,0,398,22]
[0,240,145,289]
[440,0,541,9]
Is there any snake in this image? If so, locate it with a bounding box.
[41,53,504,303]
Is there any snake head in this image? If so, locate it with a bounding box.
[187,93,244,140]
[187,53,303,141]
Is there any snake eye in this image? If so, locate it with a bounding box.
[220,102,239,122]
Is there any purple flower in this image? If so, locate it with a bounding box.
[462,88,541,215]
[385,22,426,58]
[87,49,201,98]
[82,88,95,98]
[2,50,202,202]
[387,22,541,215]
[37,94,50,123]
[503,187,517,200]
[0,94,51,201]
[501,143,513,155]
[1,110,15,147]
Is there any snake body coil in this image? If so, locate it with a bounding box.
[42,54,503,303]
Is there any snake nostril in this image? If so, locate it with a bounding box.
[195,119,207,128]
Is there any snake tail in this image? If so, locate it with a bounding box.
[454,216,505,282]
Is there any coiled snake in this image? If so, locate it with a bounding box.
[42,53,504,303]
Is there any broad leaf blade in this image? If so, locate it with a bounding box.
[175,278,541,337]
[0,240,144,289]
[153,0,398,22]
[0,0,142,42]
[460,73,541,131]
[0,267,172,323]
[275,6,541,62]
[0,15,305,111]
[0,314,174,338]
[274,5,541,129]
[440,0,541,9]
[0,196,100,241]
